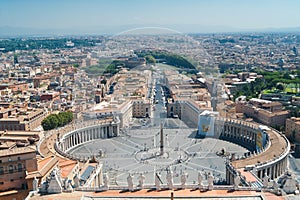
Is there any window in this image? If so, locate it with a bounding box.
[18,163,22,172]
[9,165,13,173]
[18,157,21,161]
[0,167,3,175]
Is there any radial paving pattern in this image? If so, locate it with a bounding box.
[69,118,248,186]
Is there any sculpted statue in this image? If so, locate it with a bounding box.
[103,173,109,189]
[198,172,203,188]
[181,173,187,188]
[207,173,214,190]
[234,175,240,189]
[272,180,279,191]
[263,174,269,188]
[66,180,73,192]
[138,173,146,189]
[127,173,134,191]
[166,170,174,190]
[155,173,162,191]
[73,174,80,188]
[32,177,38,191]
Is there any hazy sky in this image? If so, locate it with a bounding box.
[1,0,300,32]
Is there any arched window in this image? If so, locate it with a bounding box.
[9,165,13,173]
[18,163,23,172]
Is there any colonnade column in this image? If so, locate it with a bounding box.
[75,133,79,145]
[64,139,68,150]
[69,135,72,147]
[89,129,92,140]
[271,165,275,179]
[109,126,113,138]
[68,137,70,149]
[278,163,281,177]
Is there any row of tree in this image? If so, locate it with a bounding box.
[233,78,265,100]
[135,50,196,70]
[103,60,125,75]
[84,51,196,77]
[41,111,73,131]
[260,70,300,89]
[0,38,103,52]
[232,69,300,101]
[84,59,125,76]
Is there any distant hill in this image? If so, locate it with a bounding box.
[1,25,300,37]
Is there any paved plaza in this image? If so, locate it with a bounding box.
[69,118,248,187]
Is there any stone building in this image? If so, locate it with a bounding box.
[286,117,300,141]
[132,100,151,118]
[236,98,289,127]
[0,146,37,193]
[0,108,47,131]
[285,117,300,156]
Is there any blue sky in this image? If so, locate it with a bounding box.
[0,0,300,33]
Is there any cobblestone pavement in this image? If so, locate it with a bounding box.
[69,119,248,186]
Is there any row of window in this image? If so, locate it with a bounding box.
[0,177,23,184]
[0,124,25,130]
[0,163,23,175]
[0,156,21,163]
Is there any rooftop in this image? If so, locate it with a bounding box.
[29,189,284,200]
[58,159,78,178]
[0,146,36,157]
[26,156,59,179]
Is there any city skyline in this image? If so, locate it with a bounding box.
[1,0,300,35]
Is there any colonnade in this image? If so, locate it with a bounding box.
[55,119,120,156]
[216,118,265,152]
[256,156,288,180]
[219,118,290,183]
[59,124,119,152]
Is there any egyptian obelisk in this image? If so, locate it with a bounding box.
[160,122,164,155]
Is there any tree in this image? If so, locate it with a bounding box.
[41,111,73,131]
[276,83,284,91]
[13,54,18,64]
[41,118,51,131]
[283,72,290,80]
[100,79,107,84]
[135,50,196,71]
[145,55,156,64]
[42,114,59,131]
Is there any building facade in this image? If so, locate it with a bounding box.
[286,117,300,141]
[0,108,47,131]
[0,146,37,192]
[132,100,151,118]
[236,98,289,128]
